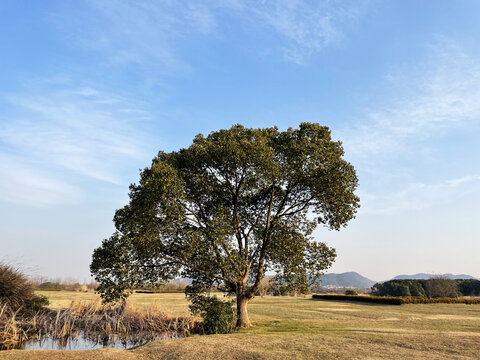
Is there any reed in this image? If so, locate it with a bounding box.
[0,300,198,350]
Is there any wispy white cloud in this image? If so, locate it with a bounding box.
[0,155,82,207]
[446,175,480,187]
[334,40,480,218]
[342,40,480,156]
[359,174,480,215]
[0,78,154,206]
[50,0,217,73]
[50,0,364,69]
[238,0,363,64]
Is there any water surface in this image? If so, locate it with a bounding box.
[20,333,177,351]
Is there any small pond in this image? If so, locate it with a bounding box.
[15,333,179,351]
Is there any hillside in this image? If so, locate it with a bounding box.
[392,273,477,280]
[320,272,376,288]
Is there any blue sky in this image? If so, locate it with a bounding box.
[1,0,479,282]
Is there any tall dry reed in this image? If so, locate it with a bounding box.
[0,300,198,350]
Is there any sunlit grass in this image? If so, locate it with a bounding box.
[1,292,480,359]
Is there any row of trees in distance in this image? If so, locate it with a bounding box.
[371,278,480,298]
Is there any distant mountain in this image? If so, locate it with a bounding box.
[320,272,376,288]
[392,273,477,280]
[172,277,192,284]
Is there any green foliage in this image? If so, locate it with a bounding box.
[407,281,426,297]
[457,279,480,296]
[25,294,50,311]
[269,282,289,296]
[90,123,359,325]
[200,297,236,334]
[344,289,357,295]
[187,286,236,334]
[372,278,478,298]
[371,280,427,297]
[313,294,404,305]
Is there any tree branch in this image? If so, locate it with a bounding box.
[279,196,314,217]
[247,184,275,296]
[161,255,229,282]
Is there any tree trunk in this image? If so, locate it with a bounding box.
[236,294,252,328]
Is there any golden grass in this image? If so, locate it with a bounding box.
[1,292,480,359]
[36,291,192,316]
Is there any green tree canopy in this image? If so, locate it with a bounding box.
[91,123,359,327]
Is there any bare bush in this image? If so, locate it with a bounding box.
[0,264,34,309]
[257,277,271,297]
[425,277,459,298]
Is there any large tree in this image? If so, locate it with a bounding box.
[91,123,359,327]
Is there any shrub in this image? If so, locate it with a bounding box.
[271,285,288,296]
[24,294,50,311]
[256,277,271,297]
[188,293,236,334]
[0,264,50,312]
[371,280,427,297]
[425,277,459,298]
[199,297,236,334]
[312,294,404,305]
[457,279,480,296]
[399,297,480,304]
[371,278,480,298]
[0,264,34,309]
[344,289,358,295]
[312,294,480,305]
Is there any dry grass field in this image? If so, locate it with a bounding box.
[1,291,480,359]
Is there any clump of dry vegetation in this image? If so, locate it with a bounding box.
[0,263,47,349]
[0,263,197,350]
[1,300,198,350]
[0,264,35,309]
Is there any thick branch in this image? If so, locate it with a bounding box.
[247,185,275,297]
[233,190,243,253]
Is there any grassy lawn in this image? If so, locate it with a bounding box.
[36,290,192,316]
[1,291,480,359]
